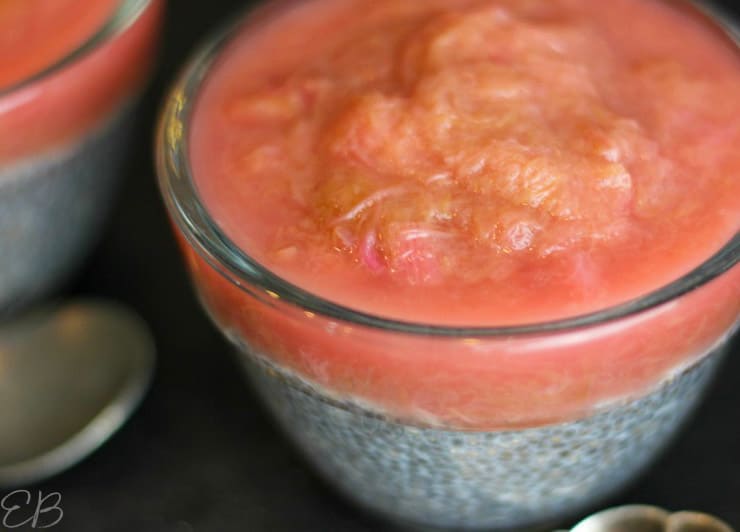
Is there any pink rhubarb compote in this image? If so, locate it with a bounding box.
[0,0,164,162]
[187,0,740,429]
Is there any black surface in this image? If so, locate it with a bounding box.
[12,1,740,530]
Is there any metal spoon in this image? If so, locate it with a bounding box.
[569,505,735,532]
[0,300,155,486]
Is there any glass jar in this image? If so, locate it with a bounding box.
[0,0,165,313]
[156,1,740,529]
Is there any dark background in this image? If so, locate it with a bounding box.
[17,0,740,530]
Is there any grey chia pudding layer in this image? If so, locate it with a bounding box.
[0,104,136,315]
[235,335,732,531]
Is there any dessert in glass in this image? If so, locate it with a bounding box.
[158,0,740,529]
[0,0,164,313]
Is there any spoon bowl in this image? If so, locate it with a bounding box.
[0,300,155,486]
[570,505,735,532]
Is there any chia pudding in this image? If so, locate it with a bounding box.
[159,0,740,529]
[0,0,164,314]
[0,107,135,313]
[241,335,729,530]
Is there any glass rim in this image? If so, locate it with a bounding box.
[0,0,155,98]
[156,0,740,338]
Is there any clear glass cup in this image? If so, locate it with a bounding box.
[156,1,740,529]
[0,0,165,314]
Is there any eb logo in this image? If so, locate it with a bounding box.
[1,491,63,529]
